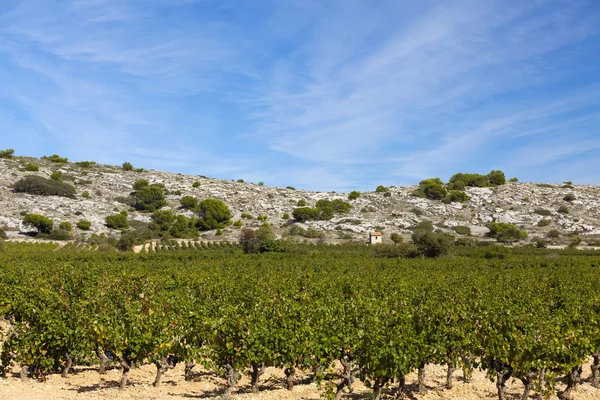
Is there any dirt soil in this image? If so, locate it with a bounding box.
[0,360,598,400]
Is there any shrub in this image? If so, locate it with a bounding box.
[443,190,468,203]
[215,228,223,236]
[383,191,392,198]
[282,212,290,220]
[413,178,447,200]
[448,173,490,188]
[196,198,232,230]
[535,239,548,248]
[487,222,528,243]
[315,199,352,219]
[43,154,68,163]
[133,179,149,190]
[237,179,245,183]
[375,185,388,193]
[534,208,552,216]
[0,148,14,158]
[23,213,54,234]
[122,162,133,171]
[192,181,200,188]
[267,193,274,199]
[569,236,582,248]
[105,211,129,230]
[413,220,434,233]
[77,220,92,230]
[258,182,264,186]
[286,186,296,190]
[508,177,518,182]
[547,229,561,239]
[487,170,506,186]
[297,199,307,207]
[0,227,7,240]
[82,191,91,198]
[257,215,268,221]
[372,243,419,258]
[180,196,199,209]
[390,233,403,244]
[537,219,552,227]
[348,191,360,200]
[239,228,260,254]
[75,161,96,168]
[452,226,471,235]
[563,193,576,202]
[24,162,39,171]
[132,186,167,212]
[14,175,76,198]
[241,213,253,219]
[233,220,242,227]
[411,230,454,257]
[411,208,423,216]
[557,205,569,214]
[292,207,320,222]
[59,221,72,231]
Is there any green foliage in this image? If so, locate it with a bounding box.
[557,205,569,214]
[258,182,264,186]
[75,161,96,168]
[371,242,419,258]
[148,210,197,239]
[448,172,491,188]
[297,199,307,207]
[215,229,223,236]
[132,185,167,212]
[508,177,518,182]
[537,219,552,227]
[413,178,447,200]
[534,239,548,248]
[487,222,528,243]
[390,233,403,244]
[132,179,149,190]
[50,171,63,181]
[192,181,201,188]
[22,213,54,234]
[76,220,92,230]
[487,170,506,186]
[13,175,76,198]
[286,186,296,190]
[237,179,245,183]
[24,162,39,171]
[257,214,268,221]
[534,208,552,216]
[233,220,242,227]
[383,191,392,198]
[348,191,360,200]
[179,196,199,209]
[105,211,129,230]
[413,220,434,233]
[288,225,325,239]
[411,207,423,216]
[282,212,290,220]
[452,225,471,235]
[547,229,561,239]
[81,191,91,198]
[563,193,576,202]
[443,190,468,203]
[292,207,320,222]
[0,148,15,158]
[122,162,133,171]
[43,154,68,163]
[58,222,72,231]
[411,230,454,257]
[375,185,388,192]
[196,198,231,231]
[0,228,6,240]
[240,212,253,219]
[569,236,582,248]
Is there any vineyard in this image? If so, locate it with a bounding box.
[0,242,599,400]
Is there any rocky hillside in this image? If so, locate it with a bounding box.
[1,156,599,245]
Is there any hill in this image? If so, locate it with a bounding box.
[1,154,599,248]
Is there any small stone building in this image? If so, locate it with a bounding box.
[369,232,382,245]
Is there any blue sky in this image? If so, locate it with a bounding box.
[1,0,599,191]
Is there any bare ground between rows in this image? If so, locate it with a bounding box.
[0,359,599,400]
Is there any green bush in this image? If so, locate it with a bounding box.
[448,172,490,188]
[43,154,68,163]
[413,220,434,233]
[383,191,392,198]
[77,220,92,230]
[411,230,454,257]
[286,186,296,190]
[546,229,560,239]
[487,222,528,243]
[537,219,552,227]
[534,208,552,216]
[13,175,76,198]
[443,190,468,203]
[133,179,149,190]
[390,233,403,244]
[75,161,96,168]
[535,239,548,248]
[282,212,290,220]
[508,177,518,182]
[375,185,388,193]
[59,222,72,231]
[24,162,39,171]
[0,148,15,158]
[563,193,576,202]
[215,228,223,236]
[122,162,134,171]
[237,179,245,183]
[23,213,54,234]
[233,220,242,227]
[105,211,129,230]
[0,227,7,240]
[557,205,569,214]
[315,199,352,219]
[180,196,199,209]
[413,178,447,200]
[258,182,264,186]
[192,181,200,188]
[82,191,91,198]
[292,207,320,222]
[487,170,506,186]
[241,212,253,219]
[257,215,268,221]
[452,225,471,235]
[132,186,167,212]
[239,228,260,254]
[297,199,307,207]
[372,243,420,258]
[348,191,360,200]
[411,208,423,216]
[196,198,231,230]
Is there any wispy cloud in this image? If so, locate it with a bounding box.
[0,0,599,190]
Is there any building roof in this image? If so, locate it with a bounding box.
[371,232,382,236]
